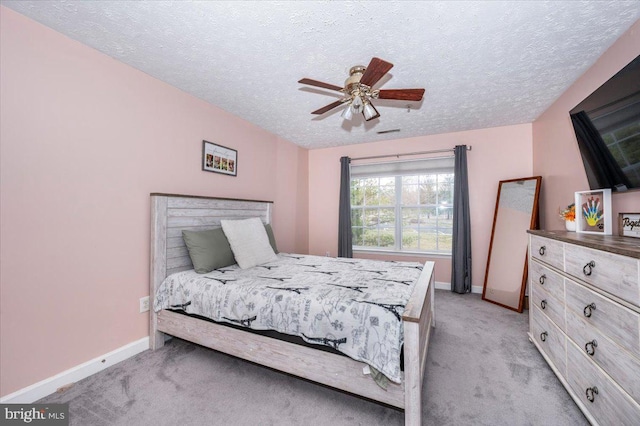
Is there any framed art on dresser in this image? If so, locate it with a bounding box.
[618,213,640,238]
[575,189,612,235]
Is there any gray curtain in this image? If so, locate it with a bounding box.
[338,156,353,258]
[451,145,472,294]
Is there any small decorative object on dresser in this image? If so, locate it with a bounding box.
[202,140,237,176]
[528,230,640,425]
[560,203,576,231]
[575,189,612,235]
[618,213,640,239]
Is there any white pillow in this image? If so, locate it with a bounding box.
[221,218,278,269]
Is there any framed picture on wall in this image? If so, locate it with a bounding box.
[575,189,612,235]
[202,140,237,176]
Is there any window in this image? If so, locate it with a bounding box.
[350,157,454,254]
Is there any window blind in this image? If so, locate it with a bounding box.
[350,156,455,178]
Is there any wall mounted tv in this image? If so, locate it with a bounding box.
[570,55,640,192]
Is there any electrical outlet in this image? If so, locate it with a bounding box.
[139,296,150,313]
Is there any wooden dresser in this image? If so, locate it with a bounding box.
[527,230,640,425]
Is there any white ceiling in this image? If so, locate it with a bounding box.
[3,1,640,149]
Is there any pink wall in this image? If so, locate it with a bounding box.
[533,20,640,230]
[0,8,308,397]
[308,124,534,287]
[273,137,310,253]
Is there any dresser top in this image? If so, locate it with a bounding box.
[528,230,640,259]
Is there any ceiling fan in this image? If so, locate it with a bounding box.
[298,57,425,122]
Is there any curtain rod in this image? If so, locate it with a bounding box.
[349,146,472,162]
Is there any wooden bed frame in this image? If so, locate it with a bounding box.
[149,193,436,425]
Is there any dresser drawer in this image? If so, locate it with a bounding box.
[530,261,565,304]
[565,280,640,359]
[530,236,564,270]
[566,309,640,405]
[531,305,566,377]
[566,341,640,426]
[564,244,639,307]
[531,281,566,332]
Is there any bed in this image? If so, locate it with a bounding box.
[149,193,435,425]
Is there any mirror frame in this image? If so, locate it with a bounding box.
[482,176,542,312]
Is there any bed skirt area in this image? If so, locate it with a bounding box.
[155,308,410,408]
[166,309,408,368]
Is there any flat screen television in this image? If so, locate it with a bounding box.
[570,55,640,192]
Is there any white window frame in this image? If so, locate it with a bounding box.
[350,156,455,255]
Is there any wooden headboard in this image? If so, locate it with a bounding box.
[150,193,273,288]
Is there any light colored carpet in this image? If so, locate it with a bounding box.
[38,291,588,425]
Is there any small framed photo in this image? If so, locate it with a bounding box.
[202,140,237,176]
[618,213,640,238]
[575,189,612,235]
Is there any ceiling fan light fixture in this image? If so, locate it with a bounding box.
[363,102,379,121]
[341,103,354,120]
[351,94,364,113]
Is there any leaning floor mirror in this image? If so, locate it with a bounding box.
[482,176,542,312]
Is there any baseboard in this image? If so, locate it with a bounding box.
[435,281,483,294]
[0,337,149,404]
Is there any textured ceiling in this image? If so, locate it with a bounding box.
[3,1,640,149]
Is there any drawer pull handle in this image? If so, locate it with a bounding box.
[540,331,548,342]
[582,261,596,276]
[583,303,596,318]
[539,246,546,256]
[540,299,547,310]
[585,339,598,356]
[586,386,598,403]
[539,275,546,285]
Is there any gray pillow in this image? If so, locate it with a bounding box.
[182,228,236,273]
[264,224,279,254]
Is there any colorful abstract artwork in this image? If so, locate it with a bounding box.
[575,189,612,235]
[581,196,603,227]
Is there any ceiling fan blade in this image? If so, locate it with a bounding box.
[311,100,346,115]
[298,78,344,92]
[359,57,394,87]
[377,88,425,101]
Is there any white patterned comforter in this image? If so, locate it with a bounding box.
[154,254,422,383]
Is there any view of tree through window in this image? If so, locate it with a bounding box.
[601,121,640,188]
[351,171,454,253]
